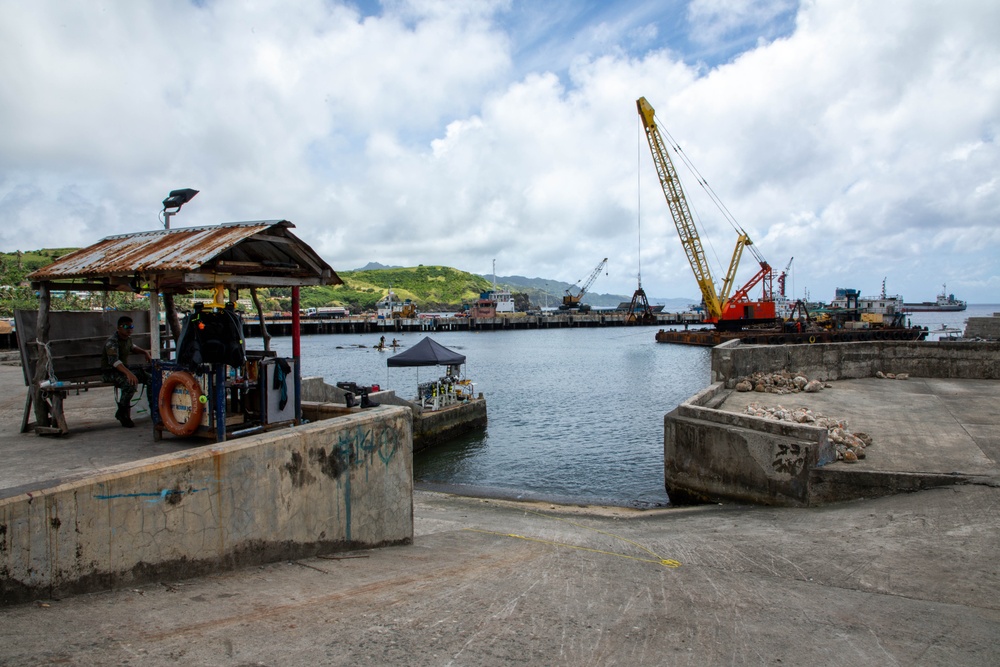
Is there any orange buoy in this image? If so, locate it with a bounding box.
[158,371,205,437]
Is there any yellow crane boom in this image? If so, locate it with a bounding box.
[636,97,723,321]
[637,96,775,327]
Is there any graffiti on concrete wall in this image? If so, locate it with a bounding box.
[287,422,403,488]
[330,423,401,472]
[353,424,400,466]
[772,442,806,476]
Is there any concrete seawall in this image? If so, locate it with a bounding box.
[965,311,1000,340]
[664,383,837,506]
[711,338,1000,386]
[667,340,1000,506]
[1,406,413,605]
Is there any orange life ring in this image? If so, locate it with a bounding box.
[158,371,205,437]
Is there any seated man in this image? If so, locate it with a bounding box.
[101,315,152,428]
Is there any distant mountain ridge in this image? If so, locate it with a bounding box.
[344,262,697,310]
[482,273,696,310]
[354,262,403,271]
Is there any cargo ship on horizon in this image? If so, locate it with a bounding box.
[903,285,967,312]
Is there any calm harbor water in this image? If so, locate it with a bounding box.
[253,303,997,508]
[256,327,712,508]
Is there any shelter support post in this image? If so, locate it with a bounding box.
[20,391,33,434]
[28,283,64,434]
[29,284,52,429]
[292,286,301,423]
[149,286,162,360]
[214,363,227,442]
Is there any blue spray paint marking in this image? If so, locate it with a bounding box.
[376,429,397,466]
[330,423,403,543]
[335,430,357,542]
[93,487,207,503]
[358,427,375,483]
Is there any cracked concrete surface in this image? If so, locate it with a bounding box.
[2,487,999,666]
[2,362,999,664]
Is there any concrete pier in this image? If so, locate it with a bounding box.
[300,376,488,451]
[664,340,1000,505]
[242,310,701,336]
[1,486,998,665]
[2,353,999,664]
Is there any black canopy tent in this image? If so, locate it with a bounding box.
[386,337,471,409]
[386,337,465,367]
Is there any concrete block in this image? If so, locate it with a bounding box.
[665,404,831,507]
[1,406,413,605]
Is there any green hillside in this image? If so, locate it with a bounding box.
[307,265,495,312]
[0,251,507,315]
[1,248,96,314]
[1,250,585,314]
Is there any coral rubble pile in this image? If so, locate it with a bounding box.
[743,401,873,463]
[734,371,826,395]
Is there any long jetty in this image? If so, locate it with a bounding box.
[243,311,703,336]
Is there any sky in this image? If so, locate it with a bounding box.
[1,0,998,304]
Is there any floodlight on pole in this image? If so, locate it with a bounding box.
[161,188,199,229]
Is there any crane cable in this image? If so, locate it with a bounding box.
[656,113,769,275]
[641,112,726,293]
[659,122,745,237]
[636,116,642,288]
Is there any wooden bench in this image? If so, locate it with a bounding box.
[15,310,152,435]
[23,371,119,435]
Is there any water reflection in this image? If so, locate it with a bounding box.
[254,328,711,507]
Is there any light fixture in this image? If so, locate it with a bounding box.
[161,188,199,229]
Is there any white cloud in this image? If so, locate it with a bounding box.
[687,0,797,45]
[1,0,998,303]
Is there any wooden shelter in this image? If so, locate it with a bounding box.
[24,220,341,436]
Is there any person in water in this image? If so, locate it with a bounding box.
[101,315,151,428]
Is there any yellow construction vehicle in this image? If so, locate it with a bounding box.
[376,290,417,319]
[636,97,776,329]
[560,258,608,312]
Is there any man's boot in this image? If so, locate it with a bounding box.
[118,403,135,428]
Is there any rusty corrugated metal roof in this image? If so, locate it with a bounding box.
[30,221,281,278]
[27,220,341,289]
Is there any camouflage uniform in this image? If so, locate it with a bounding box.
[101,331,149,421]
